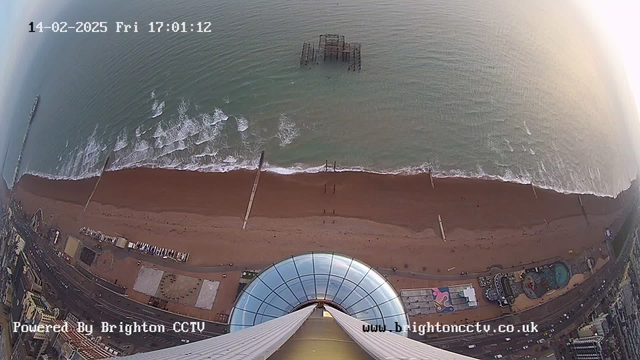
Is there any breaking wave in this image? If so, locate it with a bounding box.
[29,156,618,198]
[276,114,299,147]
[24,96,627,199]
[151,91,165,118]
[236,116,249,132]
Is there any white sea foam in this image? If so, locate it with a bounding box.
[36,96,623,199]
[195,124,222,145]
[193,146,218,158]
[151,100,165,119]
[277,114,299,147]
[523,121,532,135]
[504,138,514,152]
[487,136,503,157]
[236,116,249,132]
[35,153,620,198]
[133,140,151,152]
[114,129,128,152]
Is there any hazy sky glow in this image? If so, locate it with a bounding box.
[0,1,40,152]
[583,0,640,121]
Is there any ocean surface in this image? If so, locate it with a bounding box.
[4,0,639,196]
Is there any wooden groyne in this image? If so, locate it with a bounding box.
[83,156,110,212]
[243,151,265,230]
[300,42,315,66]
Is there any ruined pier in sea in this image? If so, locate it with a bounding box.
[300,34,362,72]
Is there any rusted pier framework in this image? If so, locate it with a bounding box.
[300,34,361,72]
[300,42,315,66]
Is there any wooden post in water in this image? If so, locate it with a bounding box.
[333,161,336,172]
[531,184,538,199]
[243,151,265,230]
[84,156,110,213]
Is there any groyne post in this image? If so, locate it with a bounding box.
[438,214,446,241]
[578,195,589,227]
[84,156,110,213]
[429,169,435,189]
[243,151,265,230]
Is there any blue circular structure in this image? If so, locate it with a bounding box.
[554,263,570,288]
[230,252,409,335]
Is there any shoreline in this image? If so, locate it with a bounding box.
[23,161,628,199]
[15,167,634,233]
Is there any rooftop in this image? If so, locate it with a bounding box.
[230,252,409,335]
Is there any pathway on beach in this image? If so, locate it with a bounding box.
[96,241,566,282]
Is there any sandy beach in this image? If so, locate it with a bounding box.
[12,169,636,323]
[14,169,633,269]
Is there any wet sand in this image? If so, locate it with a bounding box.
[16,168,629,231]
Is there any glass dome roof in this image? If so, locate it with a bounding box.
[230,252,409,335]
